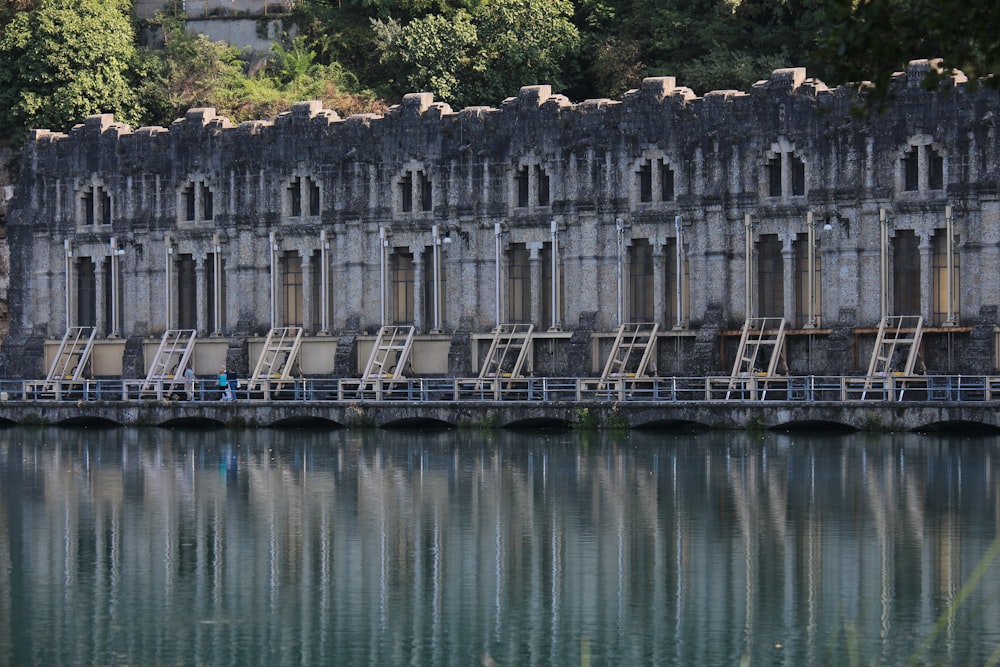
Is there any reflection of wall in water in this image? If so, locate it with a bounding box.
[2,431,999,663]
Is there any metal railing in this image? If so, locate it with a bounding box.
[5,375,1000,403]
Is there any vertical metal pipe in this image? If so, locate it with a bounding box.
[616,218,624,326]
[945,205,955,325]
[806,211,815,327]
[165,236,173,331]
[379,226,387,326]
[744,214,753,318]
[212,233,222,335]
[675,215,683,328]
[64,239,73,330]
[880,208,888,320]
[494,223,502,328]
[432,224,441,332]
[550,219,560,330]
[110,236,120,337]
[269,231,278,329]
[319,229,329,333]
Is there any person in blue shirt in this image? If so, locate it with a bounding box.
[218,367,230,401]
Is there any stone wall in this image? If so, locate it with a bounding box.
[3,60,1000,379]
[134,0,296,20]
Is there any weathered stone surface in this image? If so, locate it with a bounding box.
[3,61,999,379]
[0,397,998,433]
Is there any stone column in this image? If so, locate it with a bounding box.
[699,206,727,319]
[437,240,449,332]
[781,233,795,325]
[781,151,792,200]
[95,258,107,337]
[340,227,365,327]
[973,232,999,317]
[65,250,76,332]
[301,251,313,332]
[918,231,933,322]
[530,163,539,207]
[527,241,544,327]
[653,240,666,327]
[621,238,632,325]
[195,255,207,336]
[918,143,929,191]
[412,246,425,330]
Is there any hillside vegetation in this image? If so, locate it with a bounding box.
[0,0,997,146]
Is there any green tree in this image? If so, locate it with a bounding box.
[292,0,475,98]
[812,0,1000,105]
[0,0,144,142]
[141,20,386,127]
[373,12,478,102]
[566,0,828,98]
[375,0,578,107]
[470,0,578,103]
[139,18,247,126]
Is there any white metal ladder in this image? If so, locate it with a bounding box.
[45,326,97,385]
[249,327,304,390]
[141,329,197,395]
[360,325,415,383]
[867,315,924,377]
[731,317,788,378]
[477,323,534,387]
[860,315,924,399]
[599,322,659,387]
[727,317,787,399]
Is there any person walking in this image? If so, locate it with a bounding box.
[226,367,238,400]
[218,367,230,401]
[184,366,196,401]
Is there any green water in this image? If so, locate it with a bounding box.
[1,426,998,666]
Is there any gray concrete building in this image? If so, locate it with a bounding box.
[135,1,297,54]
[2,61,998,381]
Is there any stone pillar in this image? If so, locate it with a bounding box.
[859,245,882,324]
[918,231,933,322]
[301,251,313,332]
[975,235,1000,316]
[781,151,792,201]
[195,255,207,336]
[698,207,727,321]
[412,246,425,330]
[65,252,76,332]
[653,240,666,327]
[781,233,795,325]
[527,241,544,327]
[621,238,632,324]
[95,258,107,337]
[341,227,365,328]
[918,143,929,191]
[436,240,449,332]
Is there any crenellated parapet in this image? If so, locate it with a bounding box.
[12,61,997,232]
[5,61,1000,380]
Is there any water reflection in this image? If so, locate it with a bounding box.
[1,427,999,665]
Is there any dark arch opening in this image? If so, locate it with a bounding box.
[914,420,1000,435]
